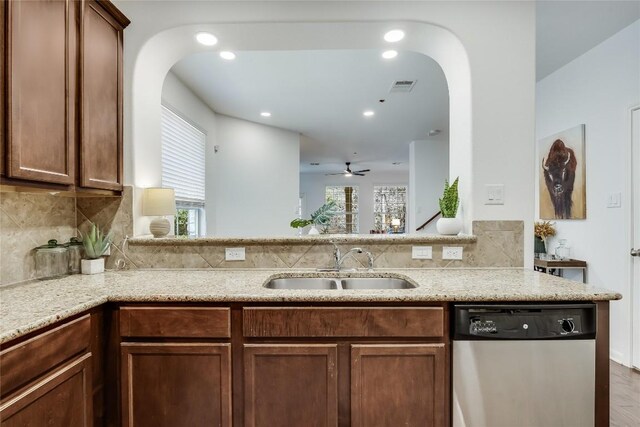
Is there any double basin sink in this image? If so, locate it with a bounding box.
[265,276,416,290]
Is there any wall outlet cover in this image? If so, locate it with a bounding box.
[443,246,463,260]
[412,246,433,259]
[225,247,246,261]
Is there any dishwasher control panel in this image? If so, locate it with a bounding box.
[453,304,597,340]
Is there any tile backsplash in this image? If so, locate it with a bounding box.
[0,192,77,285]
[0,185,524,285]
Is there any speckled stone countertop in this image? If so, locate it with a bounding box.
[0,268,621,344]
[128,234,477,245]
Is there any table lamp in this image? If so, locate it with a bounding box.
[391,218,401,233]
[142,188,176,238]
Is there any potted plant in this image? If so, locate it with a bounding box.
[534,221,556,256]
[436,177,462,235]
[80,224,113,275]
[290,200,338,235]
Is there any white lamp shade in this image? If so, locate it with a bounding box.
[142,188,176,216]
[391,218,401,226]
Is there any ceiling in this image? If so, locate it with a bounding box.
[536,1,640,80]
[170,49,449,174]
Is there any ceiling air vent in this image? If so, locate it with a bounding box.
[390,80,416,93]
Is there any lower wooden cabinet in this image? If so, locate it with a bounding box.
[120,343,232,427]
[243,344,338,427]
[351,344,446,427]
[0,353,93,427]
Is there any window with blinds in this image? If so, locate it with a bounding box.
[325,186,359,234]
[161,105,206,237]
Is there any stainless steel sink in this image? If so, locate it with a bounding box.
[264,277,416,290]
[265,278,339,290]
[340,278,416,289]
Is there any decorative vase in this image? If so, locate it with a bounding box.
[81,258,105,275]
[436,217,462,235]
[308,225,320,235]
[534,236,546,255]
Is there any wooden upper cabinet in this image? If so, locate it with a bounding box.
[5,0,77,184]
[80,0,128,191]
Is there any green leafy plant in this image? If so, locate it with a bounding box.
[80,224,113,259]
[439,177,459,218]
[290,200,338,229]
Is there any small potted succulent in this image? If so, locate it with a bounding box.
[290,200,338,235]
[436,177,462,235]
[80,224,113,275]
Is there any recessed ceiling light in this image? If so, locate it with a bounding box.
[260,112,271,117]
[384,29,405,43]
[363,110,375,117]
[195,32,218,46]
[382,50,398,59]
[219,51,236,60]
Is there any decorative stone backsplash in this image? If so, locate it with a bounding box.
[123,220,523,270]
[0,192,76,285]
[0,185,523,285]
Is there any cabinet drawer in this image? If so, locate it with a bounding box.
[0,315,91,398]
[120,307,231,338]
[243,307,444,338]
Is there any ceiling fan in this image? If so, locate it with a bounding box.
[325,162,370,177]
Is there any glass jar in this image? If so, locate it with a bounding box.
[34,240,69,279]
[555,239,571,260]
[65,237,84,274]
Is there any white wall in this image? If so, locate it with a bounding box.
[161,72,217,235]
[215,115,300,236]
[114,1,536,264]
[536,20,640,365]
[300,171,409,234]
[161,73,300,236]
[410,140,450,234]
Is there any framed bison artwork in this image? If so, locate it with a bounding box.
[538,124,586,220]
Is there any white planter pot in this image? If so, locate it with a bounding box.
[81,258,105,275]
[436,217,462,235]
[308,225,320,235]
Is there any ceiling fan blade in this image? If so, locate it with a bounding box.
[325,173,346,176]
[354,169,370,173]
[353,173,366,176]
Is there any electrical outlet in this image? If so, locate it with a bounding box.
[412,246,433,259]
[607,192,621,208]
[443,246,463,260]
[225,247,245,261]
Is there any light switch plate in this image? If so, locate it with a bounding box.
[607,192,621,208]
[412,246,433,259]
[485,184,505,205]
[443,246,463,260]
[225,247,245,261]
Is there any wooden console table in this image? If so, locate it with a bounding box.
[534,258,588,283]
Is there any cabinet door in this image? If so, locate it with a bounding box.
[80,0,123,190]
[0,353,93,427]
[244,344,338,427]
[5,0,76,184]
[351,344,446,427]
[121,343,232,427]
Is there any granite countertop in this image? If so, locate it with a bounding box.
[0,268,621,344]
[127,233,478,245]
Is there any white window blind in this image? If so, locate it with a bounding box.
[161,105,206,206]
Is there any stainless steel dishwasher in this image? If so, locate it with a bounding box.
[452,304,597,427]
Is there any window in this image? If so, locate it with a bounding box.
[374,185,407,232]
[161,105,206,237]
[325,186,359,234]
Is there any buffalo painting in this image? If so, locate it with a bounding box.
[539,125,586,220]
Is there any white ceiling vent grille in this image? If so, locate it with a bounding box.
[390,80,416,93]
